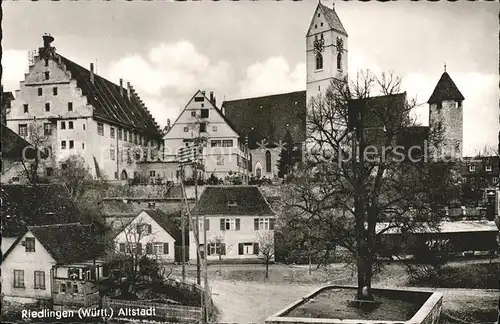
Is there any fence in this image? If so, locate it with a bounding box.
[163,278,215,317]
[102,297,202,323]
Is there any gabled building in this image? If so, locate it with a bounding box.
[190,186,275,261]
[163,90,250,182]
[2,88,15,124]
[112,209,187,263]
[1,223,106,309]
[7,35,163,181]
[1,184,83,253]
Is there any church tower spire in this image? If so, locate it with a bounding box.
[428,69,464,159]
[306,1,348,105]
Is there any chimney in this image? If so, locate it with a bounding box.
[213,96,217,107]
[90,63,95,84]
[167,118,171,129]
[126,82,131,99]
[119,79,123,96]
[210,91,214,103]
[42,34,54,49]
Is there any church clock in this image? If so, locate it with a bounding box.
[313,37,325,54]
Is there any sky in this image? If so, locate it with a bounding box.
[3,0,499,156]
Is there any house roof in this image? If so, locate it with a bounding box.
[221,91,306,149]
[1,184,83,237]
[143,209,183,243]
[193,186,275,216]
[1,124,39,160]
[42,44,161,138]
[319,3,348,36]
[427,72,465,104]
[28,223,104,264]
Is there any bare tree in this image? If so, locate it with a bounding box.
[256,231,275,280]
[207,236,232,276]
[282,70,461,301]
[19,120,52,183]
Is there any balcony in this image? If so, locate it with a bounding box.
[52,278,101,307]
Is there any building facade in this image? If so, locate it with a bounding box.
[163,90,250,182]
[190,186,275,261]
[6,35,163,181]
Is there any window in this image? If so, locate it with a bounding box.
[254,218,275,230]
[68,121,74,129]
[201,109,209,118]
[208,243,226,256]
[152,243,167,254]
[134,133,138,144]
[337,52,342,70]
[238,243,258,255]
[73,285,79,294]
[23,104,29,113]
[60,283,66,293]
[62,163,67,170]
[316,53,323,70]
[211,140,222,147]
[110,127,115,139]
[191,111,196,117]
[123,130,127,140]
[118,128,123,140]
[199,219,210,232]
[38,88,42,96]
[119,243,126,253]
[34,271,45,290]
[129,132,133,142]
[19,124,28,137]
[61,121,66,129]
[321,22,323,27]
[13,270,24,288]
[43,123,52,135]
[61,141,66,149]
[212,126,218,132]
[53,87,58,96]
[217,155,224,165]
[25,237,36,252]
[199,123,207,132]
[265,150,272,173]
[220,218,240,231]
[222,140,233,147]
[45,103,50,112]
[194,97,204,102]
[437,102,442,109]
[485,165,492,172]
[69,140,74,149]
[82,143,85,150]
[183,127,189,132]
[110,146,115,160]
[46,167,54,177]
[136,224,152,235]
[149,170,156,178]
[97,123,104,136]
[44,59,49,67]
[83,124,86,130]
[315,24,317,29]
[44,72,50,80]
[469,165,476,172]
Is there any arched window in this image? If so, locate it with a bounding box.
[337,52,342,70]
[265,150,272,173]
[316,53,323,70]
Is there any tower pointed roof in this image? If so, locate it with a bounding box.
[319,2,347,36]
[427,72,464,104]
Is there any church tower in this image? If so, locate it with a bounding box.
[428,69,464,159]
[306,1,348,104]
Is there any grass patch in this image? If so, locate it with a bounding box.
[410,261,499,289]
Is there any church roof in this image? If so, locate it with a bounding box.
[427,72,465,104]
[319,3,348,36]
[221,91,306,149]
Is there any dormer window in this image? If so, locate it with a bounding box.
[469,165,476,172]
[485,165,492,172]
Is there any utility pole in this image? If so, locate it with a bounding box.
[180,166,186,281]
[195,146,201,285]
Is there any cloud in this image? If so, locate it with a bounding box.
[348,48,382,77]
[107,41,233,127]
[2,49,29,91]
[236,57,306,98]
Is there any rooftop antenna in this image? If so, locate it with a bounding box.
[444,62,446,73]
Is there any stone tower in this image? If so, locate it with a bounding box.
[427,70,464,159]
[306,1,348,105]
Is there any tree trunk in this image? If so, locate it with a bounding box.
[265,261,269,280]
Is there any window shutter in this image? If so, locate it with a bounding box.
[238,243,243,255]
[164,243,169,254]
[254,218,259,230]
[119,243,125,253]
[253,243,259,255]
[270,218,275,230]
[235,219,240,231]
[148,225,152,233]
[220,219,225,231]
[205,219,210,231]
[146,243,152,254]
[137,243,142,254]
[221,244,226,255]
[207,244,211,256]
[136,225,141,234]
